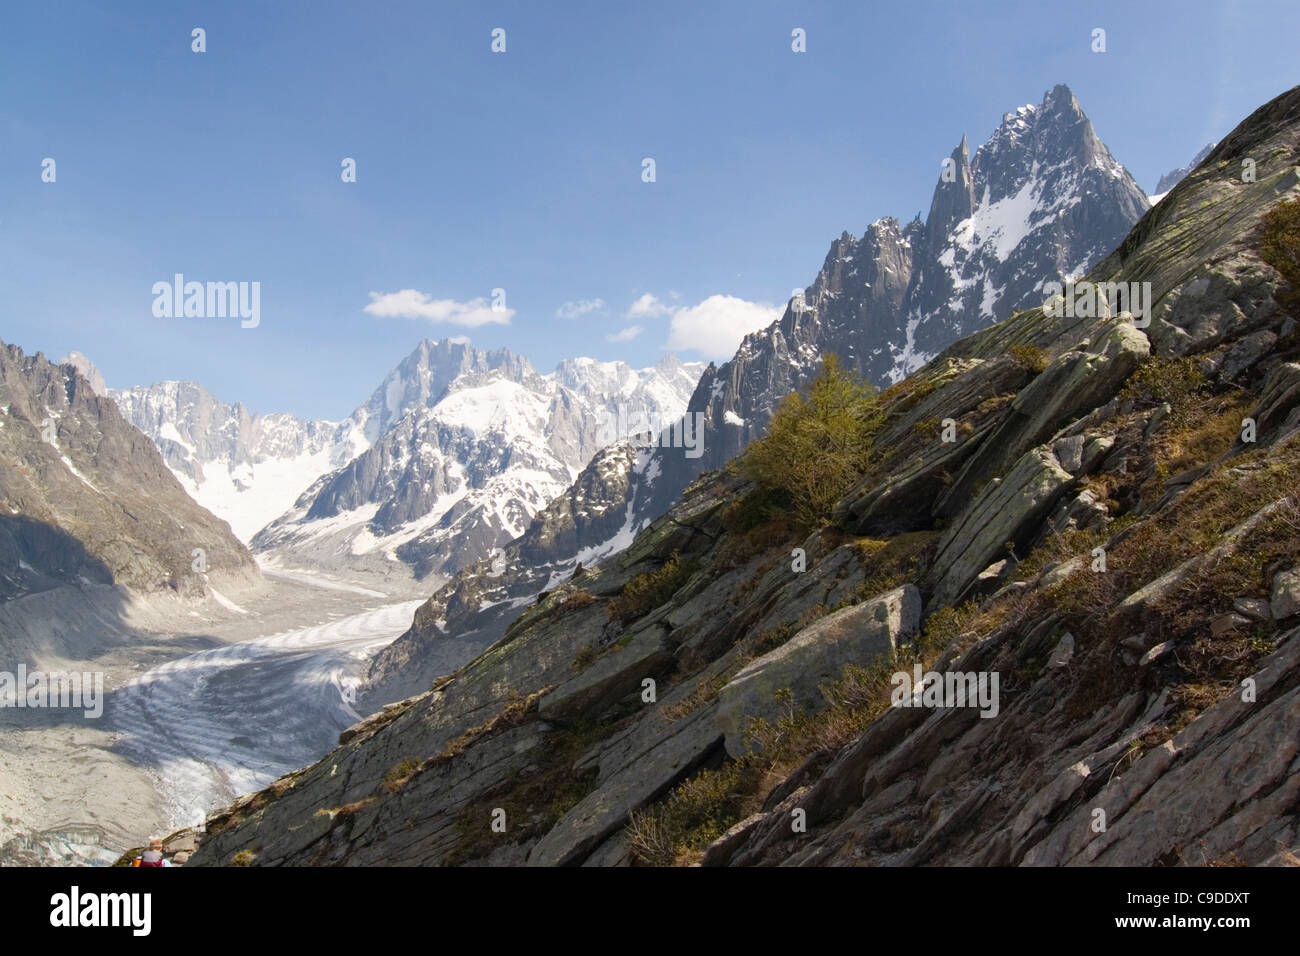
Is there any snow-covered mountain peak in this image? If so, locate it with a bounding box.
[111,379,368,542]
[354,338,540,444]
[246,342,705,582]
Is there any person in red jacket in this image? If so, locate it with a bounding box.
[135,839,169,867]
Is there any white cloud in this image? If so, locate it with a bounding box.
[665,295,780,359]
[627,292,672,319]
[364,289,512,327]
[556,298,606,319]
[606,324,643,343]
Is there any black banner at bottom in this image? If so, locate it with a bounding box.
[0,864,1281,940]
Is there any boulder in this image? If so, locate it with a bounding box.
[527,699,723,866]
[1053,434,1086,474]
[1046,632,1075,668]
[1048,488,1109,533]
[1210,613,1252,637]
[1039,556,1086,590]
[929,447,1076,608]
[1271,566,1300,620]
[1140,641,1175,666]
[1234,596,1273,622]
[1249,363,1300,440]
[1080,435,1115,473]
[1220,330,1278,381]
[715,586,922,757]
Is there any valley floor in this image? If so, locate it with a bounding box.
[0,568,424,865]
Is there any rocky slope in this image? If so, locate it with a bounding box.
[0,344,259,612]
[186,82,1300,868]
[363,84,1150,705]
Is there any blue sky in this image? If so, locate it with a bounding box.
[2,0,1297,420]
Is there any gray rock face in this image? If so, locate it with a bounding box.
[928,447,1075,609]
[537,626,673,724]
[835,355,1033,534]
[1251,363,1300,441]
[629,85,1147,545]
[58,351,107,396]
[902,85,1149,381]
[115,336,699,574]
[527,688,724,867]
[934,320,1149,517]
[358,440,667,708]
[0,342,259,604]
[716,586,921,757]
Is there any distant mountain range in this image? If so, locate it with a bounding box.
[110,340,702,584]
[110,378,367,543]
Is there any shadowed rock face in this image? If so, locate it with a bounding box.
[0,343,258,604]
[190,83,1300,869]
[368,86,1151,697]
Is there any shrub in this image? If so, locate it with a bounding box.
[1260,197,1300,318]
[1009,342,1050,373]
[719,486,789,535]
[716,487,800,567]
[628,643,926,866]
[561,589,596,610]
[572,643,598,672]
[1119,355,1210,425]
[918,601,982,654]
[914,417,940,439]
[734,353,884,531]
[847,531,939,603]
[976,392,1016,416]
[625,760,767,866]
[607,552,697,624]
